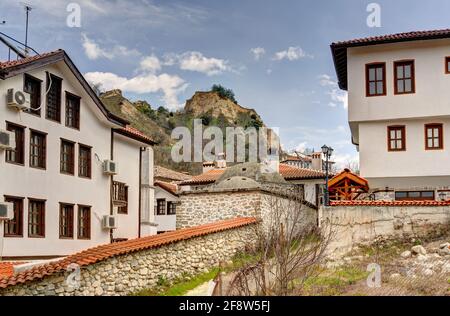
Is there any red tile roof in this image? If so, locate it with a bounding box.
[331,28,450,90]
[0,217,257,289]
[0,50,63,70]
[155,180,178,196]
[330,200,450,207]
[154,165,191,181]
[0,262,25,279]
[116,126,156,145]
[328,168,369,188]
[180,164,328,186]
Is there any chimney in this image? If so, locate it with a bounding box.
[202,161,215,173]
[311,152,323,171]
[215,153,227,169]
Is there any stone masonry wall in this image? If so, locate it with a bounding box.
[177,190,261,229]
[0,224,256,296]
[320,205,450,257]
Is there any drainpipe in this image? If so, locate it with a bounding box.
[138,147,144,238]
[110,129,114,243]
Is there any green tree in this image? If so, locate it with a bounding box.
[211,84,237,103]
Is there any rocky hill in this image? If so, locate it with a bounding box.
[100,89,267,175]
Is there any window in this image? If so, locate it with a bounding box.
[446,57,450,74]
[3,196,23,237]
[5,122,25,165]
[425,124,443,150]
[59,203,74,239]
[28,199,45,237]
[30,130,46,169]
[388,126,406,151]
[366,63,386,96]
[113,181,128,214]
[60,139,75,175]
[395,191,435,201]
[24,74,42,116]
[156,199,166,215]
[394,60,415,94]
[66,92,80,129]
[79,145,92,178]
[46,73,62,122]
[167,201,176,215]
[78,205,91,239]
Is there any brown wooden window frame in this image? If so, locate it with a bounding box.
[425,123,444,150]
[78,144,92,178]
[29,129,47,169]
[46,73,62,123]
[156,199,166,215]
[60,139,75,175]
[65,92,81,129]
[387,126,406,152]
[395,191,435,201]
[167,201,176,215]
[113,181,128,214]
[366,62,387,97]
[28,198,45,238]
[77,205,91,240]
[23,74,42,116]
[5,122,25,166]
[445,57,450,74]
[394,60,415,95]
[3,196,24,237]
[59,203,74,239]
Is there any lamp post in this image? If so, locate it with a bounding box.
[321,145,334,206]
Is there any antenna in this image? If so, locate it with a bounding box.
[20,2,33,55]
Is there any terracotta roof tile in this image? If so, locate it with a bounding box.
[330,200,450,207]
[154,165,191,181]
[0,217,257,289]
[180,168,226,185]
[0,50,63,70]
[0,262,25,279]
[117,126,156,145]
[155,180,178,196]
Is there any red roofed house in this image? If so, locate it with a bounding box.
[331,29,450,201]
[0,49,158,259]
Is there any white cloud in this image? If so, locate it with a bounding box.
[162,51,231,76]
[294,142,308,153]
[250,47,266,61]
[81,34,113,60]
[273,46,313,61]
[81,34,140,60]
[140,54,162,73]
[85,72,187,110]
[318,74,348,109]
[332,152,359,171]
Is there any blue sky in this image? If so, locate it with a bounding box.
[1,0,450,167]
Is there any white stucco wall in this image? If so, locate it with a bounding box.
[0,62,146,257]
[154,187,178,232]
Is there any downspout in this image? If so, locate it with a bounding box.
[138,147,144,238]
[110,129,114,243]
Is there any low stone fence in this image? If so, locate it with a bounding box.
[177,187,317,230]
[0,218,257,296]
[321,202,450,257]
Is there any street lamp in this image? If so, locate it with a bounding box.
[321,145,334,206]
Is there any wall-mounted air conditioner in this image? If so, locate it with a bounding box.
[0,203,14,221]
[7,89,30,111]
[103,160,118,175]
[102,215,118,229]
[0,130,15,150]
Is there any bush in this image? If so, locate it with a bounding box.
[211,84,237,103]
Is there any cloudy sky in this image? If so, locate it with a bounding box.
[1,0,449,167]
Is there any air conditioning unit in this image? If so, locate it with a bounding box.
[7,89,30,111]
[103,160,118,175]
[0,203,14,221]
[102,215,118,229]
[0,130,15,150]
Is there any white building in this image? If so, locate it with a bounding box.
[154,181,178,233]
[331,29,450,200]
[0,50,157,259]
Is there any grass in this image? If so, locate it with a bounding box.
[132,268,220,296]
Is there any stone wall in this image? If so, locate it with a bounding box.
[0,224,256,296]
[320,205,450,257]
[177,188,317,230]
[177,190,261,229]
